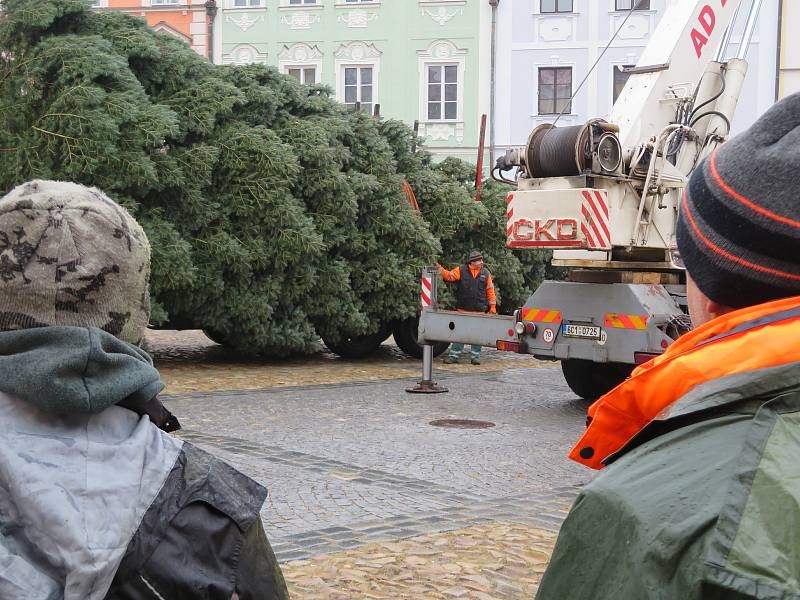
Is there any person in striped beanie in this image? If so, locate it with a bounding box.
[676,92,800,318]
[537,93,800,600]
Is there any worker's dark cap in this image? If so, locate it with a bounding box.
[676,92,800,308]
[468,251,483,263]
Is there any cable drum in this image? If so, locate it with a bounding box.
[525,123,591,178]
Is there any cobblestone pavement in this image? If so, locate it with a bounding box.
[152,328,593,599]
[146,329,550,394]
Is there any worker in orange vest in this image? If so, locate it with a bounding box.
[436,250,497,365]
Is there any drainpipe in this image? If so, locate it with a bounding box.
[489,0,500,168]
[205,0,218,64]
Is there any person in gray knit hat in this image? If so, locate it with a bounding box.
[537,93,800,600]
[0,180,288,600]
[0,180,151,344]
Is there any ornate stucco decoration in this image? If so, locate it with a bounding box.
[281,11,320,30]
[279,42,323,63]
[421,6,462,26]
[226,13,262,32]
[334,40,382,61]
[337,9,378,28]
[223,44,267,65]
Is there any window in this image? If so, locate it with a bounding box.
[151,0,180,4]
[615,0,650,10]
[538,67,572,114]
[612,64,634,103]
[426,64,458,121]
[540,0,572,13]
[289,0,317,4]
[343,66,373,112]
[288,66,317,84]
[234,0,262,5]
[344,0,373,3]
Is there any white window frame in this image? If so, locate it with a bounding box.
[281,0,322,7]
[286,66,319,84]
[339,65,376,111]
[279,43,323,83]
[417,40,466,125]
[424,63,460,122]
[149,0,181,5]
[614,0,650,10]
[334,42,381,111]
[229,0,264,7]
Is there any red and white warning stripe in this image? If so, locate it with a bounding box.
[580,190,611,250]
[420,274,433,309]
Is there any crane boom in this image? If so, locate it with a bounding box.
[612,0,747,149]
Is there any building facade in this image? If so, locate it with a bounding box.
[494,0,781,156]
[213,0,493,162]
[92,0,215,60]
[778,0,800,98]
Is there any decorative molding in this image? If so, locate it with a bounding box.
[226,12,263,31]
[338,9,378,27]
[417,122,465,143]
[223,43,267,65]
[610,12,652,40]
[279,43,323,82]
[281,11,321,29]
[152,21,192,44]
[418,39,467,61]
[334,40,381,61]
[421,6,462,26]
[534,15,577,43]
[279,42,323,62]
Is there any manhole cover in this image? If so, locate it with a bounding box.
[429,419,496,429]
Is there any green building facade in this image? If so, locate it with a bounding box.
[214,0,492,162]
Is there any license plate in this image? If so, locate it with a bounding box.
[562,324,602,339]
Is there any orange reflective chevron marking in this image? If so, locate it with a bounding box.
[522,308,562,323]
[604,314,648,329]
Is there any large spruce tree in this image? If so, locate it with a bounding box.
[0,0,550,356]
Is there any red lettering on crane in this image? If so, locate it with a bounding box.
[691,3,728,59]
[699,5,716,35]
[556,219,578,240]
[512,219,534,241]
[691,28,708,58]
[535,219,556,241]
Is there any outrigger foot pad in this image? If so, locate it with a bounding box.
[406,380,449,394]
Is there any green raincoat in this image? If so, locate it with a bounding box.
[537,354,800,599]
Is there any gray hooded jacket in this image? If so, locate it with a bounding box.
[0,327,288,600]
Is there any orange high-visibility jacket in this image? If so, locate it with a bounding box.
[570,295,800,470]
[437,264,497,312]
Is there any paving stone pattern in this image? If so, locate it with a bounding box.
[165,367,592,564]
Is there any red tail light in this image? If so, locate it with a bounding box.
[496,340,521,352]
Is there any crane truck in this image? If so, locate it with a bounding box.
[415,0,764,400]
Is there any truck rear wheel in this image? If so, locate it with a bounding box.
[322,323,392,359]
[561,359,634,401]
[392,317,450,359]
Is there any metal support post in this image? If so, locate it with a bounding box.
[407,267,448,394]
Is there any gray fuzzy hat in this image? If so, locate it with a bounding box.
[0,180,151,345]
[676,93,800,308]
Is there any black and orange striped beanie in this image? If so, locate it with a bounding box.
[676,92,800,308]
